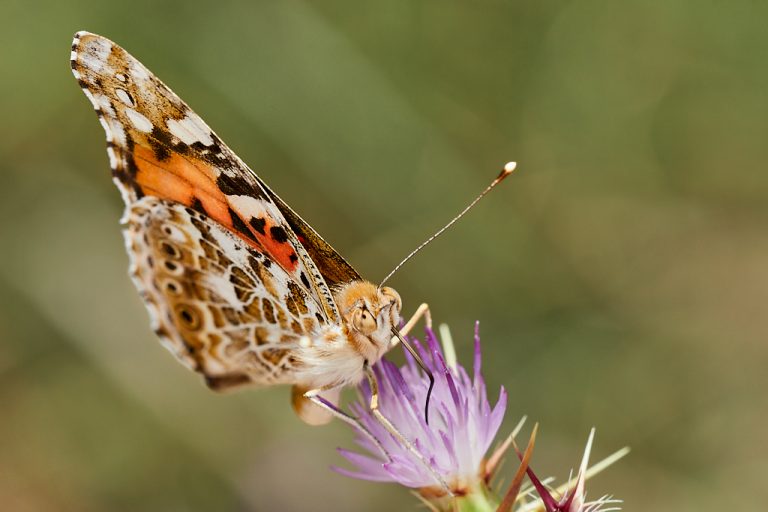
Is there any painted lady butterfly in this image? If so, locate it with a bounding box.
[70,31,514,487]
[70,29,413,422]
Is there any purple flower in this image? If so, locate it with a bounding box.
[333,322,507,495]
[332,322,627,511]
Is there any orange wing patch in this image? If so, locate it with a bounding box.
[134,145,230,222]
[246,214,300,275]
[132,141,300,276]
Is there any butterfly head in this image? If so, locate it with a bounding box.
[335,281,402,359]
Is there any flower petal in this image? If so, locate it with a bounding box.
[337,324,510,492]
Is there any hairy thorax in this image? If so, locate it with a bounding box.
[290,281,402,425]
[293,280,401,390]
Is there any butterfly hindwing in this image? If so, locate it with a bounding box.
[126,196,324,389]
[70,31,342,323]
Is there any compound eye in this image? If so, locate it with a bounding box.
[352,307,377,335]
[380,287,402,315]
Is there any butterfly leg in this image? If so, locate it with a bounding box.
[363,363,452,495]
[302,386,390,461]
[391,303,432,347]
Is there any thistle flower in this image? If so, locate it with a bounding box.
[334,323,506,495]
[333,322,628,512]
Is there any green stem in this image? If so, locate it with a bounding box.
[454,484,499,512]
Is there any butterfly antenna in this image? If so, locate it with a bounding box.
[378,161,518,289]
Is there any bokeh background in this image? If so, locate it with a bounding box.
[2,1,766,510]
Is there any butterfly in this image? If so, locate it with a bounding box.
[70,29,417,419]
[71,31,514,491]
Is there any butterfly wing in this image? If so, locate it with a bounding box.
[70,31,344,323]
[127,196,323,389]
[260,187,362,288]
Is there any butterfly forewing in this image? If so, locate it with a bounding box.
[70,31,341,323]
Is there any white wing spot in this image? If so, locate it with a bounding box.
[106,146,119,168]
[115,89,135,107]
[115,73,127,82]
[80,37,113,74]
[98,117,113,142]
[162,223,187,243]
[106,117,128,146]
[125,108,153,133]
[93,93,116,117]
[167,114,214,146]
[128,59,150,82]
[227,195,275,221]
[204,274,241,309]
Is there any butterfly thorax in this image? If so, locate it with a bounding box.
[291,281,401,391]
[289,281,401,425]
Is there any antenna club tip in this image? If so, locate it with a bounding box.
[495,161,517,181]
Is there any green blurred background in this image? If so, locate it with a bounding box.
[2,1,766,510]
